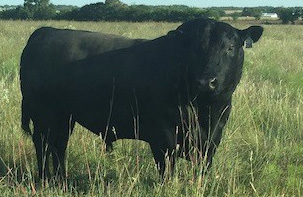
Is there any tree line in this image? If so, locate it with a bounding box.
[0,0,303,24]
[0,0,222,21]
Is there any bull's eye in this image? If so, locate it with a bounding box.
[227,45,234,54]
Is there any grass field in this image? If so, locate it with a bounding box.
[0,20,303,196]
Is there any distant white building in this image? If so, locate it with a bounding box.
[262,13,278,18]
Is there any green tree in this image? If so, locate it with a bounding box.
[24,0,36,6]
[241,7,262,20]
[231,12,240,21]
[23,0,56,19]
[276,7,300,24]
[105,0,126,9]
[207,8,221,20]
[33,3,56,19]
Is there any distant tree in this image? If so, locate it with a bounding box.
[38,0,50,6]
[23,0,56,19]
[33,3,56,19]
[61,3,209,22]
[105,0,126,7]
[0,1,228,22]
[126,5,151,21]
[263,6,276,13]
[207,8,223,20]
[276,7,300,24]
[230,12,240,21]
[0,6,31,19]
[207,8,226,18]
[24,0,36,7]
[18,6,33,19]
[241,7,262,20]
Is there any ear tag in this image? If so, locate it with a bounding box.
[245,37,253,48]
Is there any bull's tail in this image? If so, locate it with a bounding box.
[21,99,32,136]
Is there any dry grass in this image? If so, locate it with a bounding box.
[0,20,303,196]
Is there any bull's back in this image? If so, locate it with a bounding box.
[21,27,140,67]
[20,27,146,90]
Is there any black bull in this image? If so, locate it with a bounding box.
[20,18,263,179]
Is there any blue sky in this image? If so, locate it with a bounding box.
[1,0,303,7]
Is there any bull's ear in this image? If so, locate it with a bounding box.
[239,26,263,43]
[167,30,183,38]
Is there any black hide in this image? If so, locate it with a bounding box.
[20,18,263,179]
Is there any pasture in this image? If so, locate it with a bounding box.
[0,20,303,196]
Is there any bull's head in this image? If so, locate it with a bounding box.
[173,18,263,100]
[167,18,263,167]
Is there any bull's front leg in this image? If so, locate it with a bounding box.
[198,98,232,170]
[148,124,177,179]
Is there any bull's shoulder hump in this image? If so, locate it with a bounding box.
[31,27,92,38]
[28,27,54,39]
[32,26,62,34]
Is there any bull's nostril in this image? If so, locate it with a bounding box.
[209,78,217,90]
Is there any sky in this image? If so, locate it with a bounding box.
[1,0,303,7]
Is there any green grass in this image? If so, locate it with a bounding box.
[1,20,303,196]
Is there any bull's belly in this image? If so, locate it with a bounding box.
[65,90,165,142]
[70,101,139,140]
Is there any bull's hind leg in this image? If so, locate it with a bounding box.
[149,129,177,179]
[32,122,51,180]
[49,115,71,180]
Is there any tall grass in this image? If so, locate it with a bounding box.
[0,20,303,196]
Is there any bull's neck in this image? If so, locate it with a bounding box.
[153,35,195,105]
